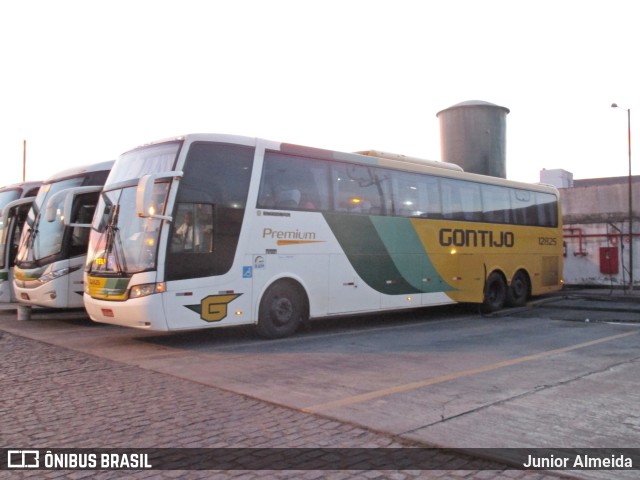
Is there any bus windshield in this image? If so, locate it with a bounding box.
[106,141,181,186]
[0,191,18,255]
[87,142,180,275]
[0,205,28,270]
[0,214,10,269]
[16,178,84,263]
[88,182,169,274]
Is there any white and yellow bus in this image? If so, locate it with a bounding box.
[13,161,113,308]
[0,181,42,302]
[84,134,563,337]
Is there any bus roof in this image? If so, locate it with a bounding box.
[43,160,115,184]
[356,150,560,195]
[356,150,464,172]
[0,180,43,194]
[128,133,559,197]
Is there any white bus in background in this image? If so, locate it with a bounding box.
[83,134,563,338]
[0,181,42,302]
[13,161,113,308]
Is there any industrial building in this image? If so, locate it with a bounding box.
[542,169,639,290]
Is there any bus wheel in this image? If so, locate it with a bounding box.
[257,281,306,339]
[482,272,506,313]
[507,271,529,307]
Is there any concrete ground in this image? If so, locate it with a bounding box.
[1,288,639,479]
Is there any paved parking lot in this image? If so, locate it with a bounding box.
[1,289,639,479]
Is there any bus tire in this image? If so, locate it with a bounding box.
[481,272,506,313]
[506,270,529,307]
[257,280,306,339]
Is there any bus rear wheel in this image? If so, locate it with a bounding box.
[506,270,529,307]
[257,281,306,339]
[481,272,506,313]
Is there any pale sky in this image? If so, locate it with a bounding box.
[1,0,638,185]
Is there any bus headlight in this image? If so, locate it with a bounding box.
[129,282,166,299]
[38,265,81,285]
[38,267,70,284]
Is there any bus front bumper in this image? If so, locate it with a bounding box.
[84,293,170,331]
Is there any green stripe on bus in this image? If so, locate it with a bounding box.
[323,213,421,295]
[0,271,8,281]
[370,216,453,293]
[92,277,130,298]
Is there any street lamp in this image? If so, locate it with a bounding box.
[611,103,633,291]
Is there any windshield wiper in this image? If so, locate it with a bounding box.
[103,204,128,275]
[18,226,38,263]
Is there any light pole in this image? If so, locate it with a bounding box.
[611,103,633,291]
[23,140,26,182]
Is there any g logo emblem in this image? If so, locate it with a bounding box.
[200,294,242,322]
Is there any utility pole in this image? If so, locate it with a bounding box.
[612,104,633,291]
[23,139,27,181]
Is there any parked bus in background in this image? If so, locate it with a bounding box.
[0,181,42,302]
[13,161,113,308]
[84,134,563,338]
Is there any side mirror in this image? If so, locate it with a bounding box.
[0,197,35,231]
[45,186,103,226]
[136,171,183,221]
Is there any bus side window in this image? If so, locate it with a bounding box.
[423,177,443,219]
[332,163,391,215]
[275,189,301,208]
[198,205,215,252]
[166,142,254,282]
[441,179,462,220]
[172,203,214,253]
[482,185,512,224]
[511,189,536,226]
[536,192,558,227]
[257,176,276,208]
[259,152,329,211]
[392,171,420,217]
[391,171,441,218]
[69,192,99,257]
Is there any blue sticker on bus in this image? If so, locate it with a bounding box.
[243,266,252,278]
